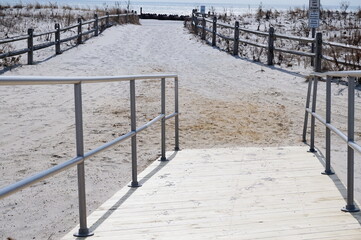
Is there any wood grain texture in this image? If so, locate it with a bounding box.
[62,147,361,239]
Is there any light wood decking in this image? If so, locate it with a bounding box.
[62,147,361,239]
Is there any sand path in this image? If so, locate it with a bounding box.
[1,20,360,239]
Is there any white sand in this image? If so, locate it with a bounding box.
[1,19,361,239]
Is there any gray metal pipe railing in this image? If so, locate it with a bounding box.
[0,73,180,237]
[303,70,361,213]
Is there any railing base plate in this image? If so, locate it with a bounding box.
[128,182,142,188]
[308,148,317,153]
[341,205,360,213]
[73,229,94,237]
[321,170,335,175]
[159,157,169,162]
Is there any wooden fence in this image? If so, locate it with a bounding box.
[0,12,137,65]
[190,10,361,72]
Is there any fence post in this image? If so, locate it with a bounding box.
[233,21,239,56]
[55,23,61,54]
[194,12,199,35]
[192,9,197,33]
[174,77,180,151]
[342,77,360,212]
[302,77,313,142]
[267,27,274,65]
[311,28,316,67]
[94,14,99,36]
[73,83,93,237]
[309,76,318,152]
[322,75,335,175]
[201,17,206,40]
[314,32,322,72]
[129,80,141,188]
[212,16,217,47]
[106,12,110,27]
[77,18,82,44]
[27,28,34,65]
[160,78,167,161]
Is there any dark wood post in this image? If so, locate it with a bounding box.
[106,12,110,27]
[27,28,34,65]
[233,21,239,56]
[311,28,315,67]
[192,9,196,33]
[267,27,275,65]
[55,23,61,54]
[212,16,217,46]
[201,17,206,40]
[314,32,323,72]
[94,14,99,36]
[77,18,82,44]
[194,14,199,35]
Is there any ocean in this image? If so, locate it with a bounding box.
[0,0,359,16]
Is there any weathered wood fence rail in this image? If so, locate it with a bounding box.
[191,10,361,72]
[0,12,136,65]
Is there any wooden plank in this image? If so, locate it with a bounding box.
[62,147,361,240]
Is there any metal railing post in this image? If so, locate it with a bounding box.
[309,77,318,152]
[27,28,34,65]
[267,27,275,66]
[129,80,141,188]
[342,76,359,212]
[160,78,167,161]
[322,75,335,175]
[94,14,99,36]
[55,23,61,55]
[77,18,82,44]
[233,21,239,56]
[302,77,313,142]
[174,77,180,151]
[212,17,217,47]
[73,83,93,237]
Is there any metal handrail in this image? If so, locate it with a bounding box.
[0,73,180,237]
[303,70,361,213]
[310,70,361,78]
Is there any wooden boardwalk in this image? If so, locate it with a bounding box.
[62,147,361,239]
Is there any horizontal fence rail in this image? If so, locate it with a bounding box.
[190,10,361,72]
[0,73,179,237]
[303,70,361,213]
[0,12,137,65]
